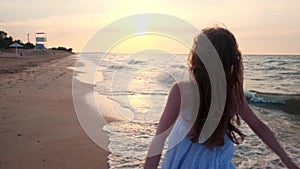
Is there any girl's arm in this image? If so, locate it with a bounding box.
[144,83,181,169]
[239,96,299,169]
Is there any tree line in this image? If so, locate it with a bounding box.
[0,31,35,49]
[0,30,73,53]
[51,47,73,53]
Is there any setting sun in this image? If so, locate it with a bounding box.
[109,34,190,54]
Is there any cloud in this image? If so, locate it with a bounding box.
[1,0,299,53]
[2,13,106,51]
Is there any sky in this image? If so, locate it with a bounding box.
[1,0,299,54]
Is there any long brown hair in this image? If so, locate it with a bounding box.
[188,27,245,148]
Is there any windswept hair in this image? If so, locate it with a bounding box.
[188,27,245,148]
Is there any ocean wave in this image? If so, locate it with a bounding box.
[108,64,130,70]
[156,68,189,87]
[265,59,280,63]
[170,64,187,69]
[126,59,144,65]
[95,90,168,97]
[245,90,300,115]
[245,91,283,104]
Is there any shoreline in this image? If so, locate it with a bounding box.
[0,51,110,169]
[94,66,131,123]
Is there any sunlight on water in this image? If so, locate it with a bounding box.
[127,69,161,114]
[93,53,300,169]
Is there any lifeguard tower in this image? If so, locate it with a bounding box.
[35,32,47,49]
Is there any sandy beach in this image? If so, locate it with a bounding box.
[0,50,109,169]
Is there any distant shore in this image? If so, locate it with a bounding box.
[0,50,109,169]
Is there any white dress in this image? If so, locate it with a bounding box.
[161,81,236,169]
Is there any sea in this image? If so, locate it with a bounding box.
[82,52,300,169]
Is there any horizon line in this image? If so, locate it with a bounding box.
[75,51,300,56]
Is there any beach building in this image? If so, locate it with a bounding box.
[35,32,47,49]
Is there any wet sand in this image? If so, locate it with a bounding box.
[0,50,109,169]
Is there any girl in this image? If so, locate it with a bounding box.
[144,27,299,169]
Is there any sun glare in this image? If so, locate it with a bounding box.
[133,15,149,35]
[109,34,190,54]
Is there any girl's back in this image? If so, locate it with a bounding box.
[162,81,235,169]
